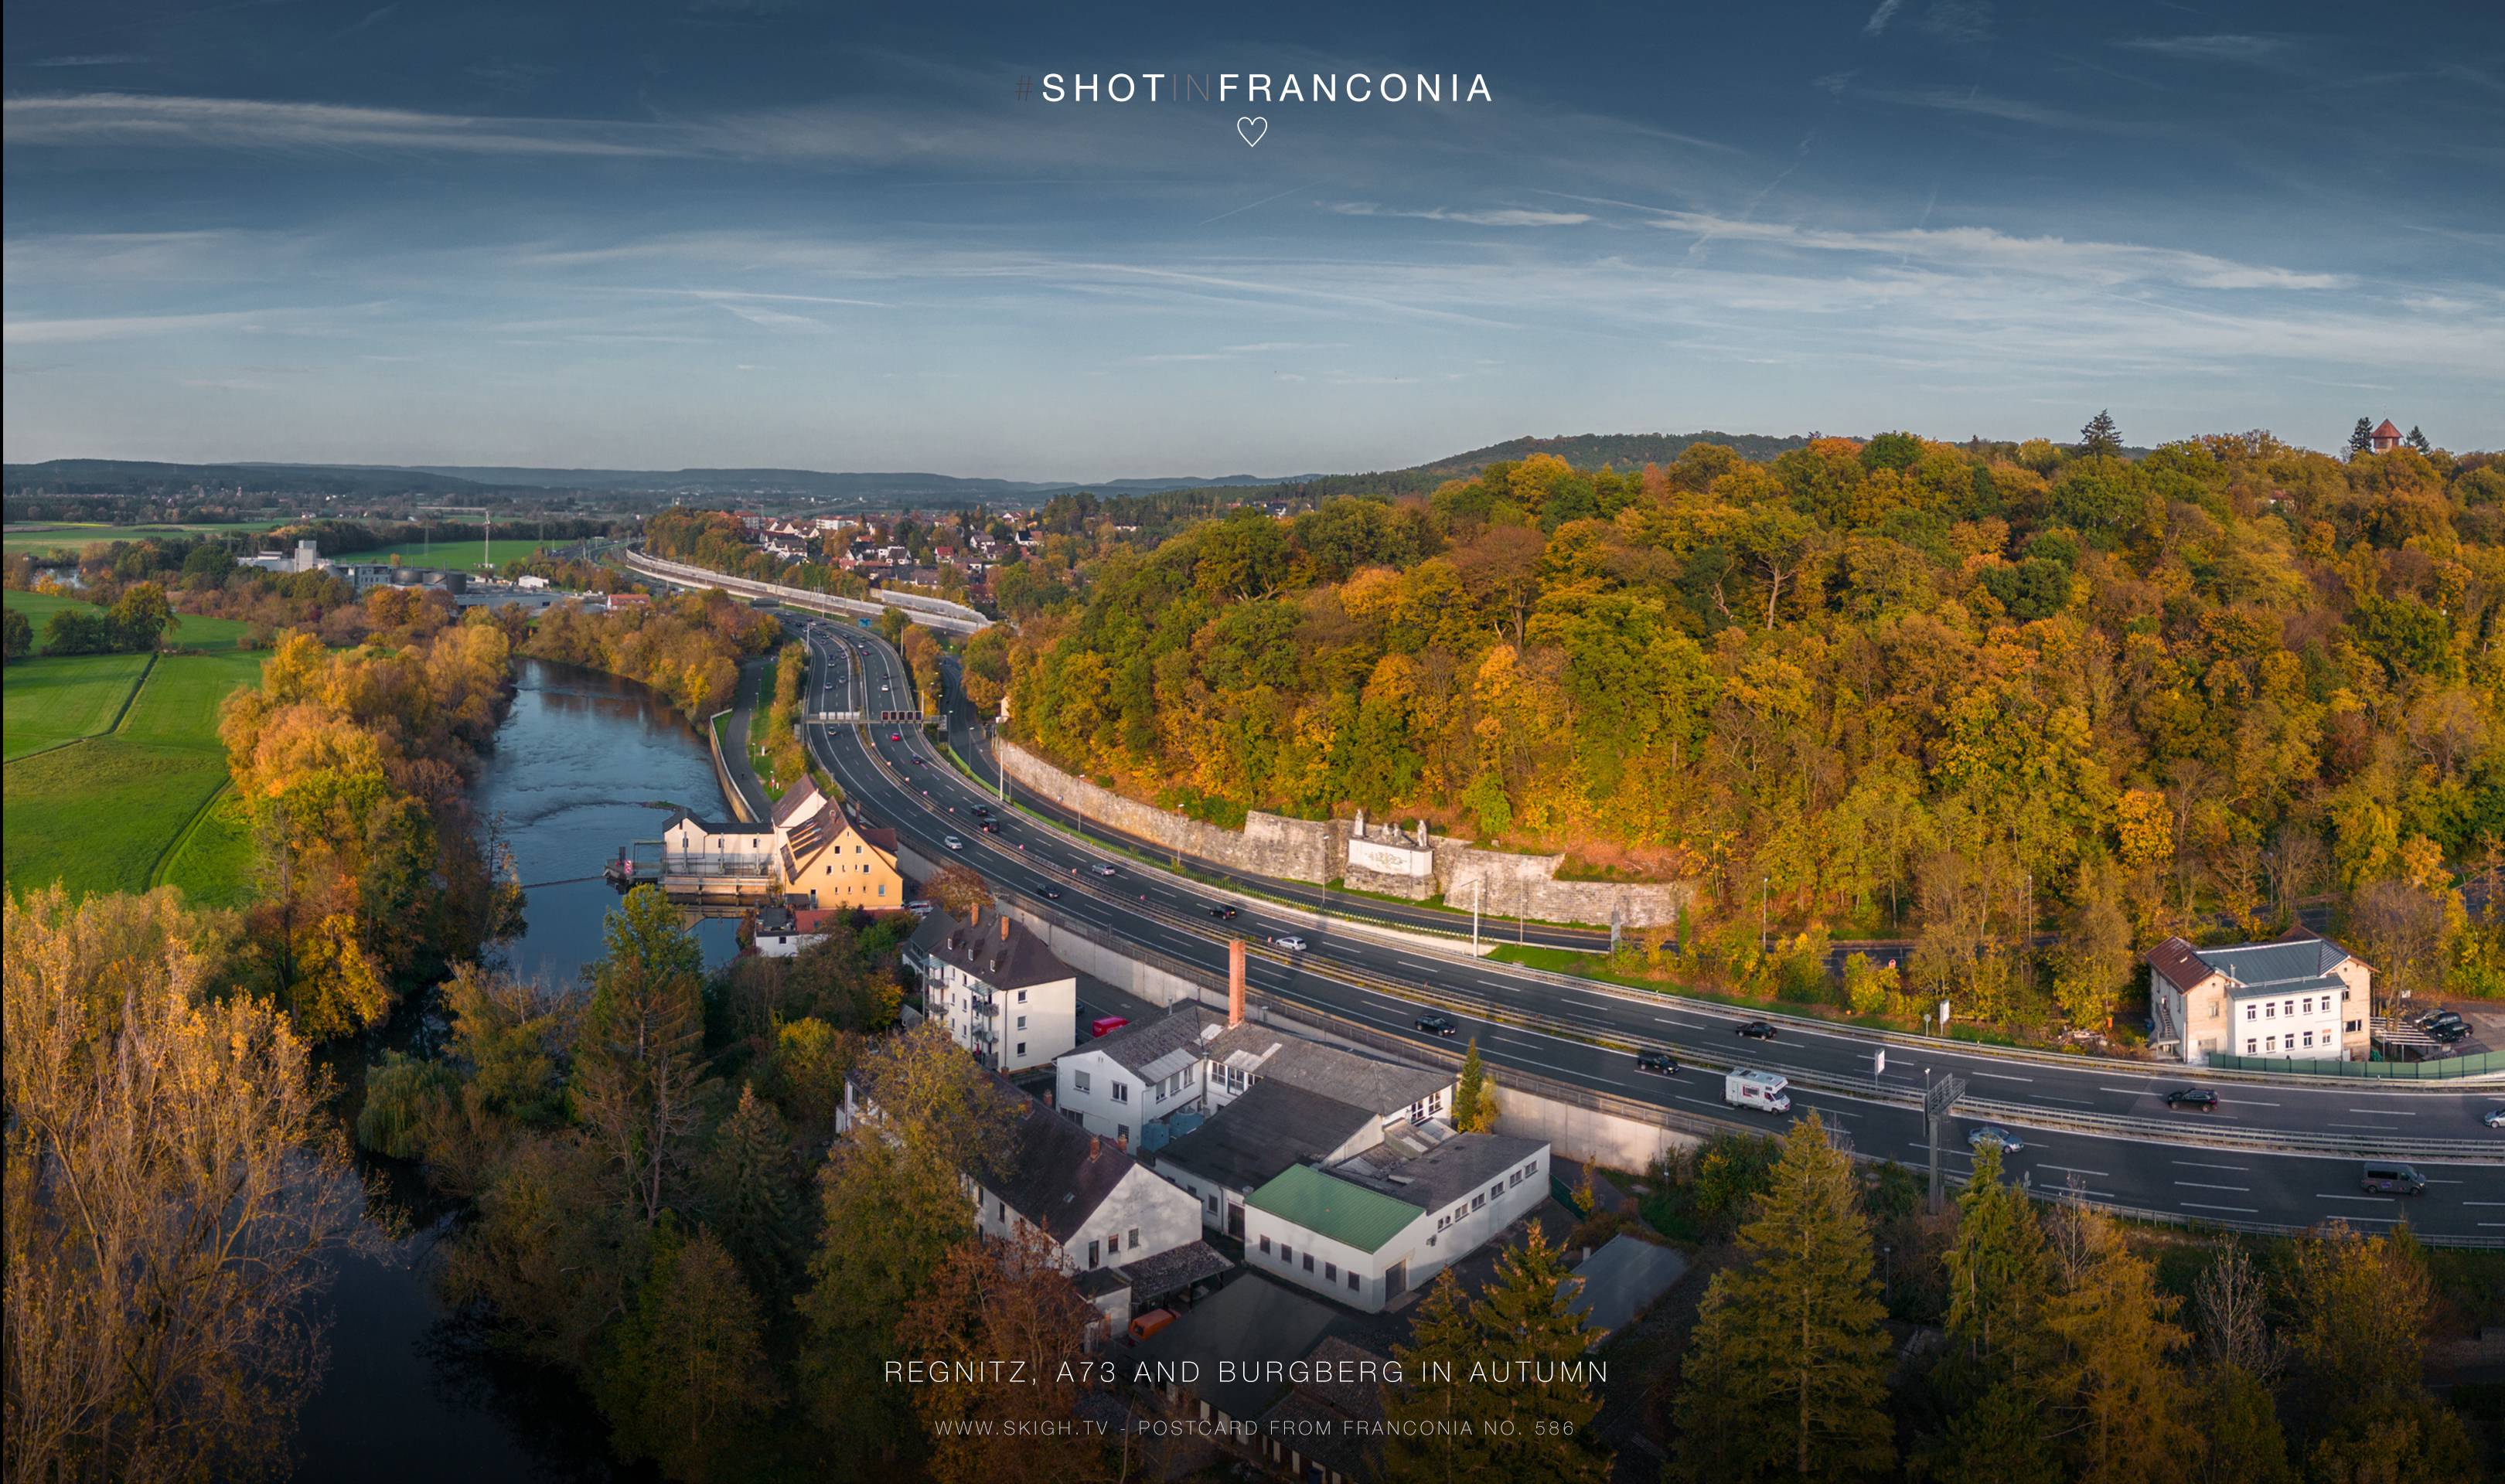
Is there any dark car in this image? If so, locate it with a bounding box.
[971,805,993,817]
[1634,1050,1679,1076]
[2361,1162,2426,1196]
[2164,1088,2220,1111]
[1416,1014,1457,1036]
[1735,1020,1778,1040]
[2422,1009,2464,1029]
[1041,886,1063,900]
[2431,1023,2472,1043]
[1208,905,1239,920]
[980,821,999,833]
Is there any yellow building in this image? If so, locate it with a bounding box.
[773,778,904,910]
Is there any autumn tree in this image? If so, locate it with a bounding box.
[2040,1202,2196,1484]
[1450,1038,1500,1132]
[2278,1222,2476,1482]
[598,1224,780,1483]
[1669,1115,1893,1482]
[895,1227,1103,1484]
[2,887,366,1482]
[2079,409,2122,457]
[574,885,712,1226]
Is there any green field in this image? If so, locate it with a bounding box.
[1,652,152,759]
[5,588,259,653]
[353,536,549,569]
[3,649,268,903]
[2,520,289,558]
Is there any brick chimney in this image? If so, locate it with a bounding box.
[970,900,981,926]
[1228,938,1246,1028]
[1000,914,1011,942]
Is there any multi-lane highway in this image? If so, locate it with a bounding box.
[779,611,2505,1241]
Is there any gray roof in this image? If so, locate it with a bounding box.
[989,1091,1137,1241]
[907,904,1076,993]
[1084,1005,1221,1076]
[1256,1337,1389,1479]
[1201,1023,1452,1116]
[1334,1130,1548,1214]
[1111,1240,1233,1305]
[1562,1234,1689,1340]
[1154,1080,1380,1193]
[2193,931,2357,992]
[1129,1275,1340,1423]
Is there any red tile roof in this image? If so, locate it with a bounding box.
[2373,419,2402,437]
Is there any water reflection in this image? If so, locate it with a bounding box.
[294,659,740,1482]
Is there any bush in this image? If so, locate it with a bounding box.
[356,1051,456,1160]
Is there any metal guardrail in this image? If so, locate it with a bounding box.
[2206,1049,2503,1079]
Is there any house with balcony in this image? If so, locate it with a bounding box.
[2146,929,2371,1064]
[902,902,1078,1074]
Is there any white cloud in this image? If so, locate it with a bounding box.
[1863,0,1904,38]
[3,308,274,343]
[2,93,682,157]
[1637,213,2347,290]
[2118,34,2300,65]
[1327,202,1594,227]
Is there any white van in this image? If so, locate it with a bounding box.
[1724,1070,1792,1114]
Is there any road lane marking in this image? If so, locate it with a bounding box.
[1972,1071,2033,1083]
[2030,1095,2095,1106]
[2175,1181,2251,1193]
[2173,1160,2249,1173]
[2036,1164,2108,1177]
[2348,1108,2415,1116]
[2181,1201,2260,1214]
[2098,1087,2152,1095]
[2316,1193,2394,1203]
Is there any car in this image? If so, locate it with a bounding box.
[1735,1020,1778,1040]
[1089,1016,1130,1039]
[971,805,993,818]
[2422,1009,2463,1028]
[2484,1108,2505,1129]
[1092,864,1118,877]
[1208,905,1239,920]
[1415,1014,1457,1036]
[980,821,999,833]
[2361,1162,2426,1196]
[1965,1125,2024,1153]
[1041,886,1063,900]
[2432,1023,2472,1043]
[1273,934,1307,951]
[942,835,963,851]
[889,732,901,741]
[2163,1088,2219,1111]
[1634,1050,1679,1075]
[906,756,924,765]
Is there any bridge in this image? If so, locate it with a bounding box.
[618,548,993,635]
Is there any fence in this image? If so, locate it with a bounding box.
[2205,1050,2501,1079]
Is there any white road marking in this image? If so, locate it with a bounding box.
[2030,1095,2095,1106]
[2348,1108,2415,1117]
[2316,1193,2394,1203]
[2036,1163,2107,1177]
[2181,1201,2260,1214]
[2175,1180,2251,1193]
[1972,1071,2033,1083]
[2173,1160,2249,1173]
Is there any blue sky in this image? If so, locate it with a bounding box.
[5,0,2500,477]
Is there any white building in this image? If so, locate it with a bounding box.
[1242,1132,1551,1313]
[903,903,1078,1074]
[2146,931,2371,1064]
[1198,1020,1456,1131]
[1153,1077,1382,1241]
[1055,1006,1222,1144]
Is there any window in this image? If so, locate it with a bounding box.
[1280,1244,1293,1264]
[2244,1005,2255,1021]
[1117,1124,1128,1142]
[2265,1036,2277,1053]
[1017,989,1028,1003]
[1348,1271,1360,1292]
[1088,1240,1100,1268]
[1429,1091,1443,1112]
[1206,1194,1218,1213]
[1471,1193,1485,1212]
[1014,1042,1025,1057]
[1075,1070,1092,1094]
[2303,1030,2315,1048]
[1509,1171,1522,1188]
[1324,1262,1337,1281]
[2347,1019,2361,1033]
[1016,1015,1028,1030]
[2245,1038,2258,1053]
[1303,1254,1314,1273]
[2209,998,2220,1019]
[1259,1236,1272,1254]
[1113,1084,1130,1104]
[2302,997,2313,1015]
[1128,1227,1140,1250]
[2265,1002,2275,1019]
[1489,1183,1502,1202]
[1437,1213,1450,1231]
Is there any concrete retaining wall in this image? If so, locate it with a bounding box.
[996,737,1693,930]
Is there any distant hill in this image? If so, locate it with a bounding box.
[1417,431,1818,475]
[4,460,513,498]
[385,466,1313,500]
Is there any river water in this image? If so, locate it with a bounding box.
[291,659,740,1481]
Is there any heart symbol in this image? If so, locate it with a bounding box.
[1236,115,1267,148]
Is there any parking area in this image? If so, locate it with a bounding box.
[2376,999,2494,1060]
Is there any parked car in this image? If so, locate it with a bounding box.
[1965,1125,2024,1153]
[1634,1050,1679,1076]
[942,835,963,851]
[2431,1023,2472,1043]
[2422,1009,2464,1029]
[2483,1108,2505,1129]
[1273,934,1307,951]
[1415,1013,1457,1036]
[2163,1088,2220,1111]
[1208,905,1239,920]
[1090,1016,1130,1040]
[2360,1162,2426,1196]
[1126,1309,1178,1344]
[1735,1020,1778,1040]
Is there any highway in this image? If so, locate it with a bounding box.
[779,611,2505,1241]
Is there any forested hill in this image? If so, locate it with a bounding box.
[1421,431,1817,474]
[996,427,2505,1036]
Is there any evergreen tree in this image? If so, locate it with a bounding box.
[1920,1380,2060,1484]
[2406,424,2432,454]
[700,1084,800,1286]
[574,885,712,1225]
[2078,409,2122,458]
[1452,1038,1500,1132]
[2192,1364,2293,1484]
[1468,1224,1610,1483]
[1380,1270,1484,1483]
[1942,1142,2050,1366]
[2348,417,2375,456]
[599,1224,780,1483]
[2042,1205,2195,1484]
[1669,1115,1894,1482]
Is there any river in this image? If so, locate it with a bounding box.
[291,659,741,1481]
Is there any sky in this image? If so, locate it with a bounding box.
[4,0,2501,478]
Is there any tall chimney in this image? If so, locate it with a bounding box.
[1228,939,1246,1028]
[970,901,980,926]
[1000,914,1010,941]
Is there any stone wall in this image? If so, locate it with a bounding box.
[994,739,1341,882]
[995,737,1692,929]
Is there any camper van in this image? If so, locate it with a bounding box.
[1724,1069,1791,1115]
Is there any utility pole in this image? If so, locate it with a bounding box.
[1471,878,1482,955]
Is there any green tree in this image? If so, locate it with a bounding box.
[1380,1270,1484,1482]
[2079,409,2123,458]
[574,885,711,1225]
[2405,425,2432,455]
[1,604,30,662]
[700,1084,800,1285]
[1669,1115,1894,1482]
[895,1227,1104,1484]
[1451,1038,1500,1132]
[108,580,176,651]
[2278,1222,2476,1480]
[1468,1224,1610,1483]
[599,1224,780,1482]
[2042,1205,2195,1484]
[2193,1364,2293,1484]
[1943,1142,2050,1365]
[2348,417,2374,457]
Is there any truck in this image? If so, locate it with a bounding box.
[1723,1069,1791,1115]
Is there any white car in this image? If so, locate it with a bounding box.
[1091,864,1118,877]
[1273,935,1307,951]
[943,835,963,851]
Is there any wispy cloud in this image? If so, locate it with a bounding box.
[1858,84,2151,134]
[1326,202,1595,227]
[26,53,145,67]
[1862,0,1903,38]
[2118,33,2301,65]
[1638,213,2349,290]
[1917,0,1994,46]
[2,93,682,157]
[3,308,281,344]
